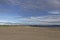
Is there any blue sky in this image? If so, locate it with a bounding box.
[0,0,60,25]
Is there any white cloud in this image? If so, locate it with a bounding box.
[48,11,60,14]
[0,20,14,23]
[17,15,60,25]
[0,15,60,25]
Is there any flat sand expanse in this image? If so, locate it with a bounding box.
[0,27,60,40]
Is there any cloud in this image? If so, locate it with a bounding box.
[0,0,60,25]
[17,15,60,25]
[0,0,60,11]
[0,14,60,25]
[48,11,60,14]
[0,20,14,23]
[0,16,22,23]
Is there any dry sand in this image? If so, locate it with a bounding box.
[0,27,60,40]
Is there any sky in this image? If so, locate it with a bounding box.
[0,0,60,25]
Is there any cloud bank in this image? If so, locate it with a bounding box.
[17,15,60,25]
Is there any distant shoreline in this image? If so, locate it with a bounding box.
[0,25,60,27]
